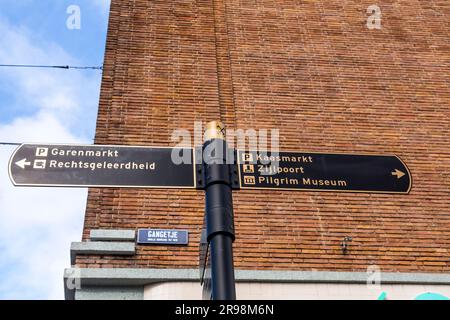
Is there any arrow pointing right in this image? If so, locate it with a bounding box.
[15,158,31,169]
[391,169,406,179]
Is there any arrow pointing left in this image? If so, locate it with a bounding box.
[15,158,31,169]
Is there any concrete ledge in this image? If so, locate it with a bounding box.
[90,229,136,241]
[236,270,450,285]
[75,286,143,300]
[64,268,450,300]
[70,242,135,265]
[65,268,198,287]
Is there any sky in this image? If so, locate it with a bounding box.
[0,0,110,299]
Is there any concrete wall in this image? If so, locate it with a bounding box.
[144,282,450,300]
[64,267,450,300]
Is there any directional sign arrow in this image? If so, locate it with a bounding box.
[391,169,406,179]
[15,158,31,169]
[238,150,412,194]
[9,144,196,188]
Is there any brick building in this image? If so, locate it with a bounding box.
[64,0,450,300]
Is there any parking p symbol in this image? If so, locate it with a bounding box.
[36,148,48,157]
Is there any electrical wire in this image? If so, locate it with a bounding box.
[0,140,96,146]
[0,64,102,70]
[0,142,22,146]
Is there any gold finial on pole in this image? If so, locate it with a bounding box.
[204,121,225,141]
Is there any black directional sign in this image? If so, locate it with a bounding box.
[237,150,411,194]
[9,144,196,188]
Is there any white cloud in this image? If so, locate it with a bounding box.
[0,111,83,144]
[0,15,101,299]
[0,17,101,138]
[0,129,87,300]
[0,148,86,299]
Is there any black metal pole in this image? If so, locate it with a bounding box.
[203,121,236,300]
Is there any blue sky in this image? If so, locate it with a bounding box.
[0,1,110,299]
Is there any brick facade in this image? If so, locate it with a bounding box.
[76,0,450,273]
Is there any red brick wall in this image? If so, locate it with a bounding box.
[76,0,450,272]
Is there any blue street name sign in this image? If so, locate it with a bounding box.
[137,229,189,245]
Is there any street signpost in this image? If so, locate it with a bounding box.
[8,132,413,301]
[201,122,236,300]
[8,143,196,188]
[237,150,411,194]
